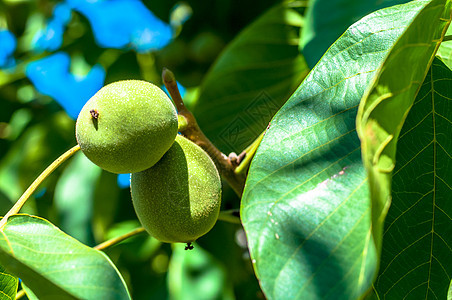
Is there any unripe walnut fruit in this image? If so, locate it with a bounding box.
[75,80,178,174]
[131,135,222,243]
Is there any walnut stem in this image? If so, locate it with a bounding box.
[162,68,247,196]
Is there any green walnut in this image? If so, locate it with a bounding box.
[131,135,222,243]
[76,80,178,174]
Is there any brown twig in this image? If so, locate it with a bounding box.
[162,68,247,196]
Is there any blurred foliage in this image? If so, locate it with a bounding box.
[0,0,279,298]
[3,0,446,299]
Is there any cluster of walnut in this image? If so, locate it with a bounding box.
[75,80,221,244]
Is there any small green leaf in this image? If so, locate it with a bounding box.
[54,151,102,244]
[0,214,131,299]
[437,24,452,69]
[105,220,161,261]
[0,113,75,201]
[0,190,13,218]
[192,1,309,153]
[0,264,18,300]
[373,58,452,299]
[21,284,38,300]
[241,1,437,299]
[356,0,452,256]
[168,243,234,300]
[448,279,452,300]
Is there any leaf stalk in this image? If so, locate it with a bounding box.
[94,227,146,251]
[0,145,81,230]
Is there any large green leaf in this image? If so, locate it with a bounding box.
[0,214,130,299]
[357,0,451,259]
[300,0,410,68]
[372,58,452,298]
[241,1,438,299]
[0,264,18,300]
[192,1,309,153]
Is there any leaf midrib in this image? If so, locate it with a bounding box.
[425,53,437,300]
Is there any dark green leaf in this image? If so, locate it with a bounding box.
[192,2,309,153]
[356,0,452,257]
[300,0,410,67]
[241,1,437,299]
[373,58,452,299]
[0,264,18,300]
[0,215,131,299]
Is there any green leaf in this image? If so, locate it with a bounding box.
[372,58,452,299]
[192,1,309,153]
[54,152,102,244]
[356,0,452,256]
[104,220,161,261]
[92,171,122,239]
[300,0,410,67]
[241,1,438,299]
[0,190,13,217]
[437,25,452,69]
[21,283,38,300]
[449,279,452,300]
[0,214,131,299]
[0,264,18,300]
[168,243,234,300]
[0,113,75,201]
